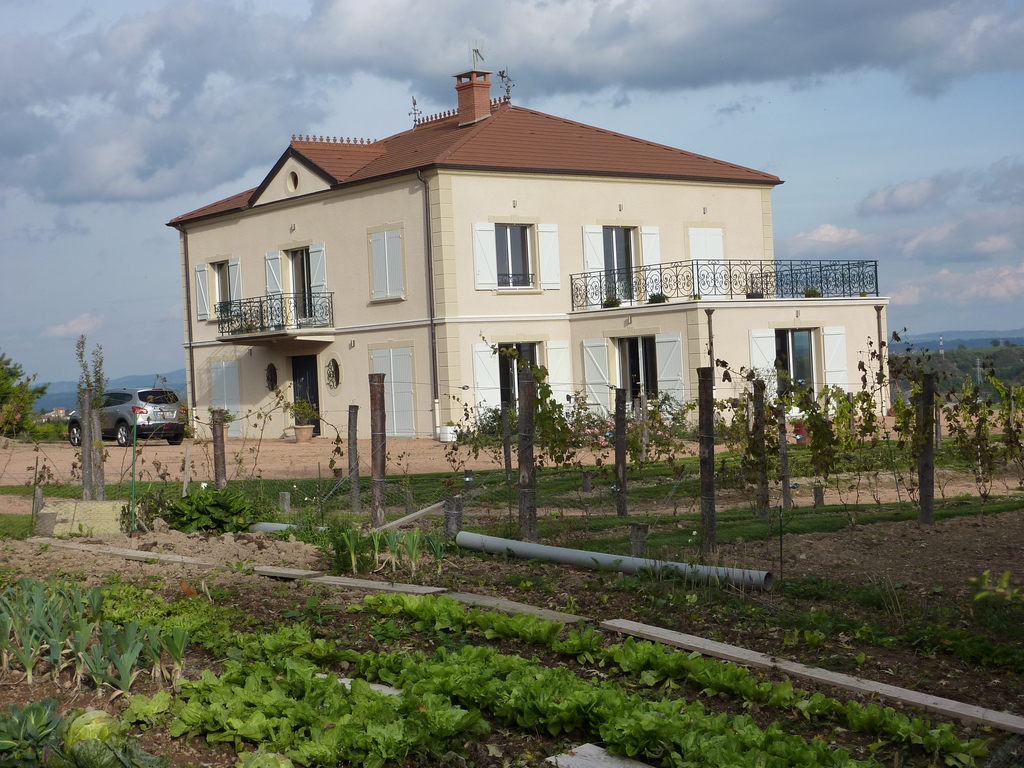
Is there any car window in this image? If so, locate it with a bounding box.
[139,390,179,405]
[103,393,132,407]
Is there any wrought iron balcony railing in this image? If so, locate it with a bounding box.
[570,259,878,311]
[215,292,334,336]
[497,272,534,288]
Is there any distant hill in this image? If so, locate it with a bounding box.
[35,369,187,414]
[890,343,1024,392]
[893,328,1024,353]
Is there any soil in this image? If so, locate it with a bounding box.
[1,437,1023,766]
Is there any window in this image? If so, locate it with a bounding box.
[495,225,532,287]
[473,223,559,291]
[775,329,814,394]
[207,258,240,319]
[497,343,537,405]
[604,226,633,301]
[370,229,404,298]
[618,336,657,401]
[213,262,233,304]
[290,247,312,318]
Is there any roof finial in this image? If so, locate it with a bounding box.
[409,95,422,125]
[498,68,514,103]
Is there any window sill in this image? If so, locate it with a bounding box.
[368,295,407,305]
[494,287,543,295]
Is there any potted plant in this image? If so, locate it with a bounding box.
[803,287,821,298]
[602,296,622,308]
[291,399,318,443]
[745,291,764,299]
[691,294,702,300]
[646,292,668,304]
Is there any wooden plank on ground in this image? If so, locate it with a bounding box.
[254,566,322,579]
[309,575,447,595]
[601,619,1024,733]
[546,743,652,768]
[446,592,587,624]
[30,539,219,568]
[372,500,445,531]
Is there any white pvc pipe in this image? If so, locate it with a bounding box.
[455,532,773,591]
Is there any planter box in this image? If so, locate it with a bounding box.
[438,426,459,442]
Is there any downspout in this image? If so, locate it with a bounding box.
[176,225,199,418]
[417,170,441,438]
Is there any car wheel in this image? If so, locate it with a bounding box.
[167,435,184,446]
[68,422,82,447]
[116,422,133,447]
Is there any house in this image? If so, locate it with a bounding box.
[169,69,888,440]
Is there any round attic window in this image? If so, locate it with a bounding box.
[286,171,299,192]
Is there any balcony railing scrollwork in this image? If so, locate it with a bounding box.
[570,259,878,311]
[216,292,334,336]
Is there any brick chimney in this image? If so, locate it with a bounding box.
[453,69,493,127]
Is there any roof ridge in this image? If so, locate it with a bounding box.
[291,134,383,149]
[499,104,777,180]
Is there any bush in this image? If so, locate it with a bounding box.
[164,485,255,534]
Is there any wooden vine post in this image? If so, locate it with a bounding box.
[918,373,935,525]
[348,404,361,513]
[698,367,717,555]
[517,364,538,541]
[369,373,387,529]
[615,387,628,517]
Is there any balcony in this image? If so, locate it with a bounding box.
[215,292,334,337]
[570,259,878,311]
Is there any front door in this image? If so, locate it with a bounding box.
[291,355,321,436]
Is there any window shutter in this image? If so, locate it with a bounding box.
[749,328,778,400]
[472,223,497,290]
[195,264,209,321]
[473,342,501,412]
[370,232,387,298]
[227,258,242,302]
[210,360,241,437]
[390,347,415,436]
[265,251,282,295]
[822,326,848,390]
[640,226,661,267]
[545,340,572,404]
[582,225,603,272]
[538,224,560,290]
[309,243,327,293]
[655,332,685,404]
[583,337,610,413]
[386,229,404,296]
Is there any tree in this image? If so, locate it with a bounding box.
[991,339,1001,348]
[0,350,47,436]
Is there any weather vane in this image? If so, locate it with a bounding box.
[409,96,422,124]
[498,68,515,102]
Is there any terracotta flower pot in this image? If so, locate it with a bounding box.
[293,424,314,444]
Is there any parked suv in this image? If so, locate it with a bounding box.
[67,388,186,447]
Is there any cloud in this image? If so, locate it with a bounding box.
[41,313,104,339]
[2,0,1024,204]
[892,261,1024,305]
[796,223,863,243]
[976,157,1024,204]
[858,171,964,215]
[715,96,762,118]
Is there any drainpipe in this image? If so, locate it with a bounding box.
[176,225,199,419]
[455,532,774,591]
[417,170,441,438]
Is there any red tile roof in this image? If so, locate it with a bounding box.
[169,101,781,226]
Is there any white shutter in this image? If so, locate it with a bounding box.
[655,332,685,405]
[227,258,241,302]
[583,337,610,413]
[822,326,848,390]
[371,349,392,435]
[309,243,327,293]
[210,360,241,437]
[749,328,778,400]
[473,342,501,412]
[545,340,572,405]
[370,231,387,298]
[583,225,603,272]
[538,223,560,290]
[640,226,661,267]
[690,227,725,298]
[265,251,282,295]
[472,223,497,290]
[195,264,209,321]
[386,229,403,296]
[390,347,415,436]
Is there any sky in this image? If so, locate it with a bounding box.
[2,0,1023,384]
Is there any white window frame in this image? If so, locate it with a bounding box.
[495,223,534,288]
